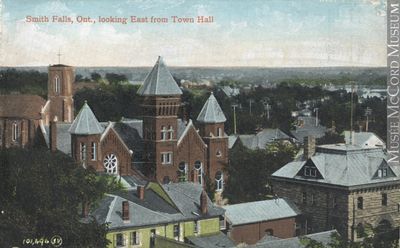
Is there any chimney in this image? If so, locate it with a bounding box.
[200,191,208,215]
[304,136,316,159]
[49,117,58,152]
[81,201,89,218]
[122,201,129,221]
[137,185,145,200]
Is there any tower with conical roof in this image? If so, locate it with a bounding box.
[137,57,183,181]
[69,101,104,170]
[197,92,228,193]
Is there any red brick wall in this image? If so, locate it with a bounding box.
[228,217,296,245]
[0,118,40,148]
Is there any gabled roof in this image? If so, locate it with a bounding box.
[69,102,104,135]
[223,198,300,226]
[196,92,227,123]
[0,95,46,119]
[137,56,182,96]
[344,131,385,148]
[230,129,291,150]
[272,144,399,188]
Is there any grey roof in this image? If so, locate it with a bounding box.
[272,144,399,188]
[228,135,238,149]
[162,182,225,218]
[223,198,300,226]
[196,92,227,123]
[43,123,73,155]
[69,102,104,135]
[137,56,182,96]
[233,129,291,150]
[344,131,385,148]
[253,230,338,248]
[186,232,235,248]
[90,182,225,230]
[290,116,326,143]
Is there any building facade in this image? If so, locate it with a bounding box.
[271,137,400,240]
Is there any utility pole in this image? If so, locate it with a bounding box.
[365,107,372,132]
[314,108,319,127]
[232,104,238,135]
[350,84,354,145]
[248,99,254,115]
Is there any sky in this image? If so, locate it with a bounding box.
[0,0,387,67]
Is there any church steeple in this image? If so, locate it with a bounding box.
[197,92,227,124]
[69,101,103,135]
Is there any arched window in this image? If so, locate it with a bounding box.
[91,142,97,161]
[168,125,174,140]
[161,126,167,140]
[194,161,203,185]
[80,143,87,162]
[54,76,60,93]
[12,122,18,141]
[216,150,222,158]
[178,162,187,182]
[357,197,363,209]
[215,171,223,191]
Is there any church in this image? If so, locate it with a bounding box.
[0,57,229,193]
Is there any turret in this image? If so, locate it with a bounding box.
[69,101,104,171]
[197,92,228,193]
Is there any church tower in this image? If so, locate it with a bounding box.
[48,64,74,123]
[197,92,228,193]
[137,57,183,182]
[69,101,104,171]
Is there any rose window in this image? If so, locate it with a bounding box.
[103,154,118,174]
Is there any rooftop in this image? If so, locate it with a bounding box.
[137,56,182,96]
[69,102,104,135]
[196,92,227,124]
[222,198,300,226]
[0,94,46,119]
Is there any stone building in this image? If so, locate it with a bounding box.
[271,137,400,240]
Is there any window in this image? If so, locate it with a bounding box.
[382,193,388,206]
[357,197,363,210]
[217,127,222,137]
[91,142,96,160]
[103,153,118,174]
[54,76,60,93]
[311,194,316,206]
[304,166,317,177]
[383,168,388,177]
[150,229,156,246]
[378,169,382,177]
[194,221,199,234]
[80,143,86,162]
[12,122,18,141]
[216,150,222,157]
[356,223,364,238]
[302,192,307,205]
[130,231,140,245]
[178,162,187,181]
[161,152,173,164]
[173,224,180,240]
[194,161,203,185]
[215,171,223,191]
[116,233,125,247]
[167,125,174,140]
[161,126,167,140]
[219,217,226,230]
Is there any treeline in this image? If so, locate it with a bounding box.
[0,69,47,97]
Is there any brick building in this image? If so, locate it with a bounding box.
[271,137,400,241]
[34,57,229,193]
[0,64,74,149]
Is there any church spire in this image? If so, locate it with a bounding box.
[197,92,227,123]
[137,56,182,96]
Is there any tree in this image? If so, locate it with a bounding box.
[105,73,128,85]
[223,141,298,203]
[0,148,122,247]
[91,72,102,82]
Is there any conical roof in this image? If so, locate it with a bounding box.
[69,101,104,135]
[196,92,227,123]
[137,56,182,96]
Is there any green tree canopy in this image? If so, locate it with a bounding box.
[0,148,121,247]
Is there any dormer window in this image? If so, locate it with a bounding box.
[304,166,317,177]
